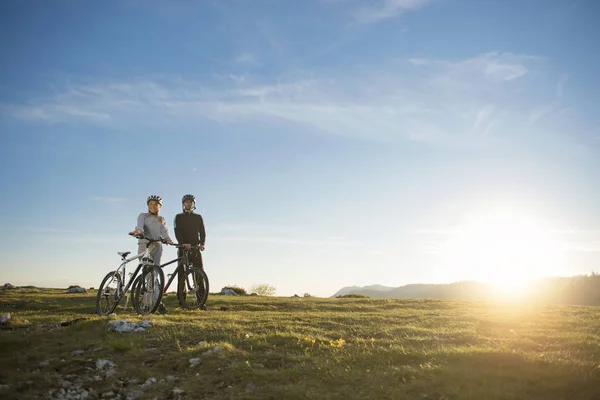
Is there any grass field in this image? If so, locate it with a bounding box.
[1,288,599,400]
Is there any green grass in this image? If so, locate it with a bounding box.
[1,288,599,399]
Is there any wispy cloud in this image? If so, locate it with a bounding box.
[24,227,80,234]
[233,53,261,67]
[91,196,125,203]
[472,104,495,136]
[213,234,359,247]
[343,0,434,24]
[2,51,574,148]
[410,52,540,87]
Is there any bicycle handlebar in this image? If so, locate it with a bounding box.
[129,233,202,250]
[129,233,169,244]
[166,242,203,250]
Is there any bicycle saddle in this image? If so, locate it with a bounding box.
[118,251,131,258]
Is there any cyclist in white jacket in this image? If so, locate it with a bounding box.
[129,195,173,314]
[129,195,173,263]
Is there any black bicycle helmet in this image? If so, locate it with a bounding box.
[182,194,196,210]
[182,194,195,203]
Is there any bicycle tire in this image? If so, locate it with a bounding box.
[131,265,165,315]
[177,265,209,309]
[96,271,122,316]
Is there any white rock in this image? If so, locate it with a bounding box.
[126,390,142,400]
[203,345,224,356]
[0,313,10,325]
[109,320,152,333]
[96,359,116,370]
[173,388,185,395]
[71,350,84,356]
[58,379,71,388]
[189,358,201,367]
[140,377,156,389]
[38,360,50,367]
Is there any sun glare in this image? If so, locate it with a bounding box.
[437,209,566,293]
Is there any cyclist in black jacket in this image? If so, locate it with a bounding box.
[174,194,208,310]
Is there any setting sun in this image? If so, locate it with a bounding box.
[436,209,567,292]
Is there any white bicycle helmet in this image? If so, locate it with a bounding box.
[147,195,163,206]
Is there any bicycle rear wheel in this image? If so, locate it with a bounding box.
[131,265,165,315]
[177,265,209,309]
[96,271,122,316]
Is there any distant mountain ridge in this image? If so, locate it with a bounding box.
[331,284,396,298]
[331,274,600,305]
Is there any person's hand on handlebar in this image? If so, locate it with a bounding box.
[129,229,142,237]
[199,244,205,251]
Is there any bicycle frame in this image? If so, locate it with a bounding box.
[159,245,197,294]
[160,256,182,294]
[109,242,161,305]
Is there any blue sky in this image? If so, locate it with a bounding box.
[1,0,599,297]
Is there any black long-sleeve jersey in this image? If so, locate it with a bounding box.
[174,212,206,246]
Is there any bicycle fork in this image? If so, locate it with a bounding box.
[123,272,133,311]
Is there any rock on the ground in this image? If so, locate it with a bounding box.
[189,358,201,367]
[67,286,88,294]
[203,345,223,356]
[96,359,116,370]
[140,377,156,389]
[221,288,237,296]
[71,350,85,356]
[0,313,10,325]
[48,379,91,400]
[126,390,142,400]
[108,320,152,333]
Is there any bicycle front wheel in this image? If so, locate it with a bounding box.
[177,265,209,309]
[96,271,122,316]
[131,265,165,315]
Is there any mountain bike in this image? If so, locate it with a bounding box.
[171,243,209,309]
[132,243,209,310]
[95,235,166,316]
